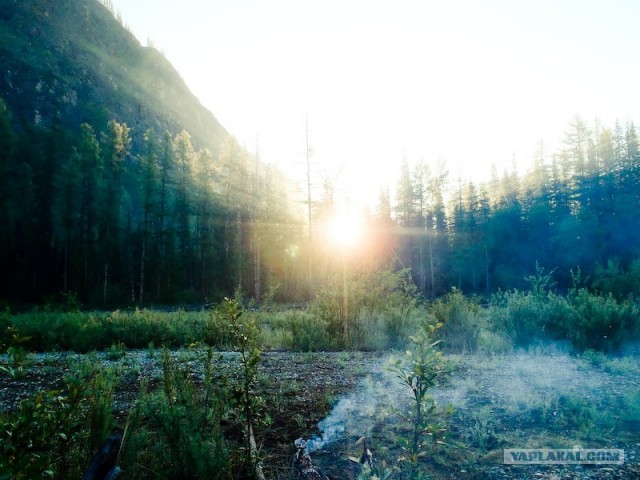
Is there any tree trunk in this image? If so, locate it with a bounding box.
[139,233,145,304]
[103,261,108,306]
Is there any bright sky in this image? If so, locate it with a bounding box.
[111,0,640,206]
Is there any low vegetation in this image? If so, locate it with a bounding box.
[1,265,640,478]
[2,265,639,358]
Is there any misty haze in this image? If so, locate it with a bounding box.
[1,1,639,479]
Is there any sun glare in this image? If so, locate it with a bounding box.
[327,212,363,251]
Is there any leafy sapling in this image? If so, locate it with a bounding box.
[388,323,452,479]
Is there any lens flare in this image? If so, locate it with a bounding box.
[327,212,363,250]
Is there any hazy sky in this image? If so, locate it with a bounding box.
[110,0,640,204]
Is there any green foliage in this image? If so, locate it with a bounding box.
[278,310,332,351]
[554,395,616,439]
[7,308,242,352]
[123,348,231,479]
[388,324,450,479]
[0,346,31,380]
[592,258,640,300]
[563,288,638,352]
[428,288,483,352]
[476,329,513,353]
[0,358,118,479]
[72,360,119,456]
[309,267,420,350]
[488,265,568,348]
[488,266,639,352]
[580,351,640,375]
[0,389,82,479]
[221,298,265,475]
[105,341,127,360]
[490,290,548,347]
[524,263,557,297]
[0,323,31,379]
[619,391,640,427]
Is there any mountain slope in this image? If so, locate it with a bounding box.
[0,0,229,152]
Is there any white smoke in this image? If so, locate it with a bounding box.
[305,356,407,453]
[303,344,640,468]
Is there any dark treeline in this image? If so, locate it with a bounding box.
[3,101,640,307]
[0,97,304,306]
[383,115,640,299]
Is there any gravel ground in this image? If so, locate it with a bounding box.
[1,348,639,479]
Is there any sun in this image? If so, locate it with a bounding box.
[326,211,364,251]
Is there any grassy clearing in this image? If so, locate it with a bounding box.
[2,267,640,478]
[2,265,639,355]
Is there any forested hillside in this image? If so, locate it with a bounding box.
[0,0,227,152]
[0,0,303,306]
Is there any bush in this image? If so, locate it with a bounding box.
[0,357,118,479]
[489,290,549,347]
[308,267,419,350]
[488,281,639,352]
[592,258,640,300]
[563,289,638,353]
[477,329,513,353]
[8,308,244,352]
[488,265,572,348]
[429,289,483,352]
[281,310,333,351]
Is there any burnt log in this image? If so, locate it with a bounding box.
[292,439,330,480]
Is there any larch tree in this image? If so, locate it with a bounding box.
[53,144,82,293]
[138,129,160,304]
[172,130,196,291]
[76,123,102,293]
[99,119,131,305]
[156,131,175,301]
[0,97,16,270]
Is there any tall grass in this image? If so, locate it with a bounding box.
[3,263,639,354]
[122,348,231,479]
[6,308,236,352]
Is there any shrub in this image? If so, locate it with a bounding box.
[489,281,574,349]
[564,289,638,353]
[489,290,547,347]
[281,310,333,351]
[387,324,451,478]
[592,258,640,300]
[105,341,127,360]
[429,289,483,352]
[8,308,246,352]
[0,357,118,479]
[489,280,639,352]
[309,267,419,350]
[477,329,513,353]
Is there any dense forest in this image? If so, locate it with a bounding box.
[2,1,640,307]
[0,97,302,306]
[2,94,640,307]
[386,116,640,299]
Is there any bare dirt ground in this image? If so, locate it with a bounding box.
[1,349,639,479]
